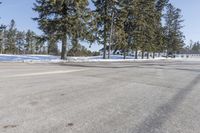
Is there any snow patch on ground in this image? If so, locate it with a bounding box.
[0,54,199,63]
[0,54,61,63]
[66,55,166,62]
[67,55,200,62]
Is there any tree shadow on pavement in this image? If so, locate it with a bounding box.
[59,62,170,69]
[59,63,200,73]
[134,74,200,133]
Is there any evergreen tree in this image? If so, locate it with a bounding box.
[16,31,25,54]
[25,30,36,54]
[154,0,169,57]
[120,0,138,59]
[72,0,95,47]
[191,41,200,54]
[0,2,5,54]
[112,2,129,59]
[34,35,46,54]
[131,0,153,59]
[33,0,91,59]
[164,4,185,55]
[92,0,117,59]
[0,26,5,54]
[47,34,58,55]
[141,0,157,59]
[68,43,93,56]
[4,20,17,54]
[128,0,169,59]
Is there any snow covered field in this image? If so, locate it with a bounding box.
[0,54,199,63]
[0,54,61,62]
[67,55,166,62]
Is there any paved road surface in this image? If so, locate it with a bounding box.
[0,60,200,133]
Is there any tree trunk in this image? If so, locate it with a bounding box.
[103,1,107,59]
[153,52,155,59]
[123,50,126,59]
[103,32,107,59]
[48,44,50,55]
[61,34,67,60]
[142,51,144,59]
[135,49,138,59]
[158,52,161,57]
[18,46,20,55]
[108,11,114,59]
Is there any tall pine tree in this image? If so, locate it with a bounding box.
[33,0,91,59]
[25,30,36,54]
[164,4,185,55]
[4,20,17,54]
[92,0,118,59]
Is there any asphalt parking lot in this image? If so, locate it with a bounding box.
[0,60,200,133]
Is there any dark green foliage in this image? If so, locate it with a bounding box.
[124,0,156,59]
[92,0,118,59]
[4,20,17,54]
[164,4,185,55]
[0,27,5,54]
[16,31,26,54]
[113,5,129,59]
[47,35,58,55]
[191,42,200,53]
[0,20,46,55]
[67,43,93,57]
[0,0,186,59]
[25,30,36,54]
[184,41,200,54]
[32,0,185,59]
[156,0,169,13]
[90,0,185,59]
[33,0,92,59]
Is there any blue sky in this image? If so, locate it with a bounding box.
[0,0,199,51]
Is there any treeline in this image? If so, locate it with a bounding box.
[1,0,185,59]
[32,0,185,59]
[0,20,51,55]
[0,19,97,56]
[183,41,200,54]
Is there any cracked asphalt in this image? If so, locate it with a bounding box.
[0,60,200,133]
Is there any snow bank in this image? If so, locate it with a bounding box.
[0,54,199,63]
[0,54,61,63]
[67,55,200,62]
[66,55,167,62]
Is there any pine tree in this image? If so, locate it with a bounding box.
[0,2,5,53]
[154,0,168,57]
[191,41,200,54]
[164,4,185,55]
[47,34,58,55]
[16,31,25,54]
[143,0,167,59]
[130,0,152,59]
[120,0,138,59]
[92,0,118,59]
[69,0,95,56]
[34,35,45,54]
[129,0,166,59]
[0,27,5,54]
[110,1,129,59]
[4,20,17,54]
[33,0,91,59]
[25,30,36,54]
